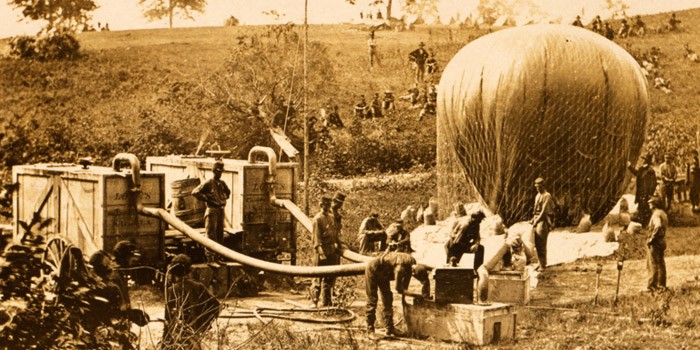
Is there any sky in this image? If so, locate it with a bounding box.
[1,0,699,38]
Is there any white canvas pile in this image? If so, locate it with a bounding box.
[411,217,619,269]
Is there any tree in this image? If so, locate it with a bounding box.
[403,0,439,23]
[603,0,629,19]
[224,15,239,26]
[139,0,207,29]
[8,0,98,32]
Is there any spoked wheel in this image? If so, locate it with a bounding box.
[42,238,91,303]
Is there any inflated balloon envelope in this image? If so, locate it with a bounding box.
[436,24,649,227]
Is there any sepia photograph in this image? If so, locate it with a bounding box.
[1,0,699,348]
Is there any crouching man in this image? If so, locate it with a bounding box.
[365,251,429,336]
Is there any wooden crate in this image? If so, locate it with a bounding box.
[404,298,516,345]
[13,163,165,263]
[433,267,475,304]
[488,269,531,305]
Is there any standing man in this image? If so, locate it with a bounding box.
[530,177,555,272]
[310,196,342,306]
[659,153,677,212]
[358,213,386,254]
[163,254,221,348]
[572,15,583,27]
[368,30,380,68]
[408,42,429,83]
[627,154,658,225]
[192,160,231,264]
[445,210,486,268]
[688,150,700,212]
[644,197,667,292]
[364,251,430,336]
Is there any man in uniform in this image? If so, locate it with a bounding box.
[386,219,411,253]
[445,210,486,268]
[644,197,667,292]
[368,30,380,67]
[370,93,383,118]
[354,95,369,118]
[659,153,677,212]
[163,254,221,348]
[310,196,342,306]
[530,177,555,272]
[192,160,231,264]
[364,251,430,336]
[627,154,657,225]
[408,42,429,83]
[382,90,395,112]
[358,212,386,254]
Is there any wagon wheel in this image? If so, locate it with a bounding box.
[42,238,91,302]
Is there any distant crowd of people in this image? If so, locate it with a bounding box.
[82,22,110,32]
[571,13,683,41]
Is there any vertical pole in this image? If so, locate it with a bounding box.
[303,0,309,215]
[613,260,623,306]
[594,263,602,306]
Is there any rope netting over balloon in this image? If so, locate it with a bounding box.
[437,24,649,227]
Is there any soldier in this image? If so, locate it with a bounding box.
[425,52,438,75]
[604,22,615,40]
[634,15,646,37]
[358,213,386,254]
[325,105,344,128]
[667,13,681,32]
[688,150,700,212]
[370,93,383,118]
[572,15,583,27]
[192,160,231,264]
[331,192,346,230]
[364,251,430,336]
[310,196,342,306]
[385,219,411,253]
[530,177,555,272]
[618,18,630,38]
[644,197,667,292]
[627,154,658,225]
[418,84,437,121]
[163,254,221,348]
[408,42,429,83]
[354,95,369,118]
[368,30,380,67]
[382,90,395,111]
[590,15,603,34]
[445,210,486,268]
[659,153,677,212]
[398,83,420,106]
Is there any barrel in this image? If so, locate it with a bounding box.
[171,178,205,227]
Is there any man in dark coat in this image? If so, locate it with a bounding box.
[358,213,386,254]
[364,251,429,336]
[163,254,221,349]
[644,197,667,292]
[192,160,231,263]
[627,153,657,225]
[445,210,486,268]
[310,196,342,306]
[408,42,429,83]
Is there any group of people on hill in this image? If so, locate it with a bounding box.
[571,13,682,41]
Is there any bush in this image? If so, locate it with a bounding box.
[8,36,36,58]
[7,33,80,61]
[34,33,81,61]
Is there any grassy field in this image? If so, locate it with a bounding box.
[2,7,700,350]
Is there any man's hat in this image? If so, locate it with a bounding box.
[419,41,425,47]
[394,218,404,225]
[371,212,379,218]
[114,240,140,258]
[88,251,112,276]
[332,192,346,203]
[170,254,192,277]
[534,177,545,185]
[385,90,392,94]
[647,196,663,207]
[471,210,486,221]
[320,196,332,205]
[213,160,224,171]
[641,153,653,162]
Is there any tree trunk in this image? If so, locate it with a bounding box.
[168,0,173,28]
[386,0,393,20]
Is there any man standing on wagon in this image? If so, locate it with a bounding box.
[192,160,231,264]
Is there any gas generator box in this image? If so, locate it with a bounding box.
[433,266,475,304]
[12,163,165,263]
[145,155,298,262]
[488,269,531,305]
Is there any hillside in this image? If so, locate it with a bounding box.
[0,8,699,175]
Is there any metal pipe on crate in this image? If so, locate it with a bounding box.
[248,146,374,264]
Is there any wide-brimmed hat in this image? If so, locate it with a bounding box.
[534,177,545,185]
[419,41,425,47]
[320,196,332,205]
[332,192,346,204]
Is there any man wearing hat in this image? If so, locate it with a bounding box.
[163,254,221,347]
[386,219,411,253]
[530,177,555,271]
[627,154,658,225]
[644,197,667,292]
[310,196,342,306]
[408,42,429,83]
[358,212,386,254]
[382,90,395,111]
[659,153,678,212]
[192,160,231,264]
[331,191,346,231]
[445,210,486,268]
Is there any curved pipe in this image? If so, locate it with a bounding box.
[248,146,374,264]
[141,206,367,277]
[112,153,143,211]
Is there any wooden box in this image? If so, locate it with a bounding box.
[433,267,475,304]
[13,163,165,264]
[404,297,516,345]
[488,269,531,305]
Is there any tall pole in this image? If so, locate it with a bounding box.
[303,0,310,214]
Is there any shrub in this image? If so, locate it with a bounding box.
[34,33,81,61]
[8,35,36,58]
